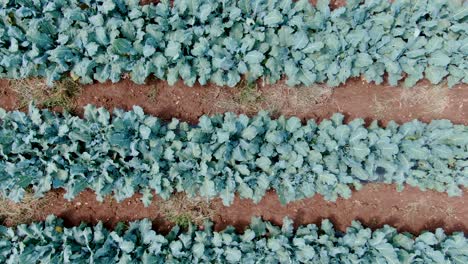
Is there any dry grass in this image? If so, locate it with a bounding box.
[209,79,265,114]
[9,78,81,111]
[372,94,393,121]
[400,84,448,115]
[401,198,459,228]
[263,83,333,115]
[235,80,264,111]
[158,193,217,228]
[147,83,160,103]
[370,83,449,120]
[212,80,332,115]
[0,191,51,226]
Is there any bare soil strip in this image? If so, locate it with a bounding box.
[2,184,466,235]
[1,78,467,125]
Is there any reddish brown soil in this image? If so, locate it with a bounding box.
[9,184,466,235]
[1,78,467,125]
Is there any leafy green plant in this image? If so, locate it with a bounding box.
[0,104,466,205]
[235,79,264,109]
[169,213,192,229]
[0,0,466,87]
[0,215,466,263]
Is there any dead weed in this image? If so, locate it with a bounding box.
[158,193,218,228]
[400,84,448,115]
[9,78,81,111]
[370,83,449,120]
[0,191,52,226]
[212,80,333,115]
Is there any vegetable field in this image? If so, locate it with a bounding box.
[0,0,467,263]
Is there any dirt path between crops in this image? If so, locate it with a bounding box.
[2,184,467,235]
[1,78,467,125]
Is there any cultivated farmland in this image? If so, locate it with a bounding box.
[0,0,467,262]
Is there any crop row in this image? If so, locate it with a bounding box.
[0,104,466,205]
[1,215,467,263]
[0,0,466,87]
